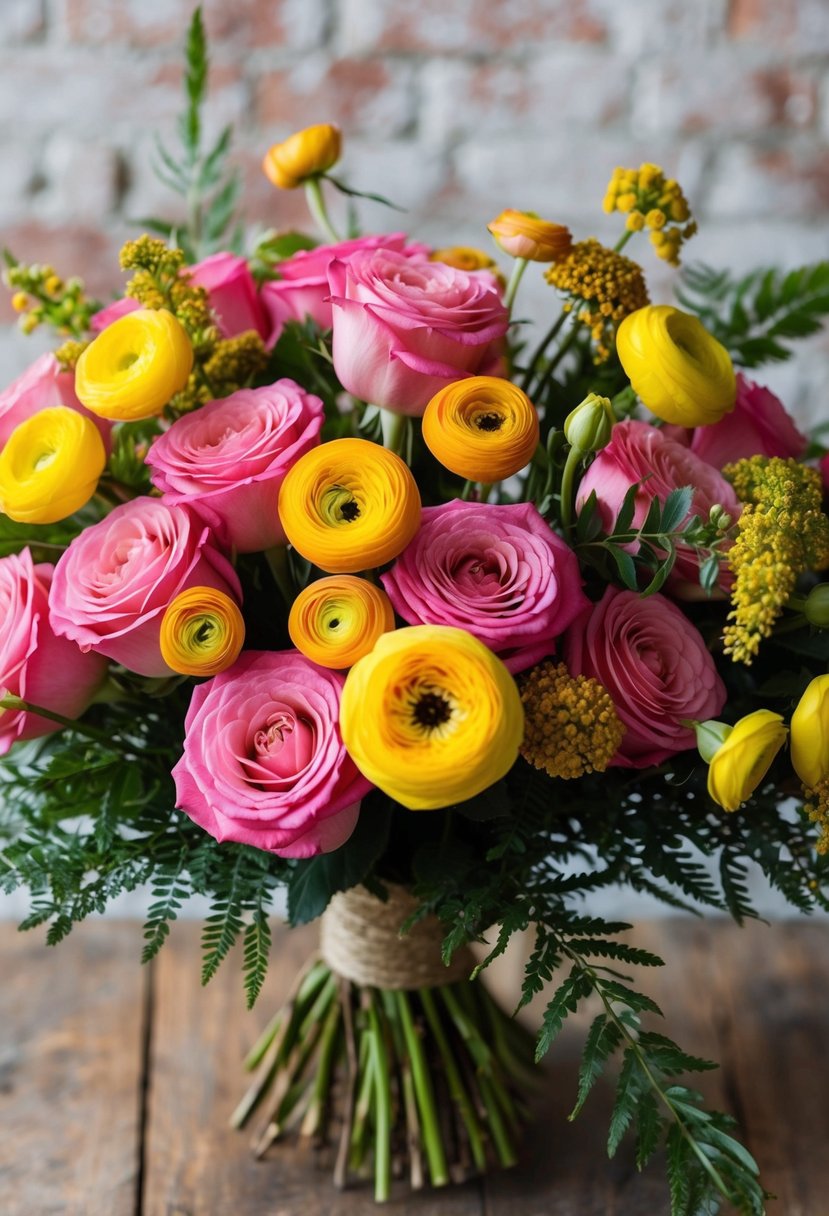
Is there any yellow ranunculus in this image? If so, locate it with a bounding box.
[790,674,829,789]
[704,710,788,812]
[75,308,193,421]
[0,406,106,524]
[616,305,736,427]
[278,438,421,574]
[430,246,498,273]
[340,624,524,810]
[487,211,572,263]
[288,575,395,669]
[422,377,539,482]
[262,123,341,190]
[159,587,245,677]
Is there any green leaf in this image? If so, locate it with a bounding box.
[635,1091,663,1171]
[535,968,592,1061]
[570,1013,623,1118]
[607,543,638,589]
[613,482,639,535]
[242,905,272,1009]
[325,174,406,212]
[287,799,392,926]
[660,486,694,534]
[608,1044,644,1156]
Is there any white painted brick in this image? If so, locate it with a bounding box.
[0,0,44,43]
[34,135,119,222]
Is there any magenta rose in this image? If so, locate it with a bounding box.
[90,297,140,333]
[0,550,108,755]
[564,586,726,768]
[382,501,588,673]
[188,251,270,344]
[821,452,829,494]
[260,232,429,345]
[172,649,371,858]
[328,248,509,416]
[49,497,241,677]
[577,419,741,593]
[147,381,324,553]
[0,352,111,451]
[688,373,808,469]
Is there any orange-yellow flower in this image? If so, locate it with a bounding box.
[75,308,193,421]
[422,376,539,482]
[790,674,829,789]
[430,246,498,273]
[697,710,788,812]
[159,586,245,677]
[278,438,421,573]
[288,575,395,669]
[0,406,106,524]
[262,123,341,190]
[487,210,572,263]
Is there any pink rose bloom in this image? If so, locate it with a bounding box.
[147,381,324,553]
[260,232,429,345]
[188,251,271,344]
[90,297,140,333]
[0,550,108,755]
[0,352,111,452]
[172,649,371,858]
[382,501,588,673]
[577,419,741,592]
[49,498,241,677]
[564,586,726,768]
[328,248,509,416]
[689,373,808,469]
[821,452,829,493]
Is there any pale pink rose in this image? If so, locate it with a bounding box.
[382,500,588,673]
[172,649,371,858]
[0,352,112,452]
[260,233,429,344]
[328,248,509,416]
[0,550,108,755]
[188,251,271,343]
[49,498,241,677]
[147,381,324,553]
[90,297,140,333]
[564,586,726,768]
[577,419,741,592]
[689,373,808,469]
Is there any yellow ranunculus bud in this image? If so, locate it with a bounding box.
[704,710,788,812]
[340,624,524,810]
[278,438,421,574]
[487,210,573,263]
[430,246,498,273]
[564,392,615,455]
[288,575,395,669]
[0,406,106,524]
[159,587,245,677]
[422,377,540,482]
[262,123,341,190]
[75,308,193,421]
[616,305,736,427]
[790,675,829,789]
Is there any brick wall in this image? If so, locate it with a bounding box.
[1,0,828,421]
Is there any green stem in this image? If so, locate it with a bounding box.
[460,480,475,502]
[305,177,341,243]
[264,545,295,605]
[301,996,342,1138]
[614,229,634,253]
[532,321,580,400]
[504,258,528,313]
[0,695,123,746]
[379,407,408,460]
[478,482,494,504]
[366,991,393,1203]
[395,990,449,1187]
[349,1030,374,1173]
[559,445,582,536]
[520,310,569,391]
[419,987,487,1173]
[382,991,425,1189]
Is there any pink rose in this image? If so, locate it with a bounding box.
[49,498,241,677]
[564,586,726,768]
[689,373,808,469]
[260,233,429,344]
[147,381,324,553]
[0,352,111,452]
[577,420,741,592]
[0,550,108,755]
[382,500,588,673]
[821,452,829,493]
[188,251,271,344]
[90,297,140,333]
[328,249,509,416]
[172,649,371,857]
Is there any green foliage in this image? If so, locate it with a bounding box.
[677,260,829,367]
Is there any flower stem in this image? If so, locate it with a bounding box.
[379,407,409,460]
[504,258,528,313]
[305,177,341,243]
[559,445,582,536]
[395,989,449,1187]
[365,990,393,1202]
[520,309,569,391]
[419,987,487,1172]
[531,321,580,401]
[264,545,295,605]
[614,229,634,253]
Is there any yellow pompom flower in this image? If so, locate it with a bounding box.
[422,376,539,482]
[616,305,736,427]
[278,438,421,574]
[487,211,573,263]
[340,624,524,810]
[699,710,788,812]
[75,308,193,421]
[159,587,245,677]
[0,406,106,524]
[262,123,341,190]
[288,576,395,669]
[430,246,499,273]
[791,675,829,790]
[519,662,624,779]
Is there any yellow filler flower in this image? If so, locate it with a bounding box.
[75,308,193,421]
[0,406,106,524]
[519,661,624,779]
[696,711,788,813]
[487,211,573,263]
[545,239,649,362]
[278,438,421,574]
[262,123,341,190]
[288,575,395,669]
[616,304,736,427]
[603,163,696,266]
[422,376,540,482]
[159,587,245,677]
[340,624,524,810]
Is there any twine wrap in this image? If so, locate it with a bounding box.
[320,883,473,990]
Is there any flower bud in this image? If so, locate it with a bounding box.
[804,584,829,629]
[262,123,341,190]
[487,210,572,263]
[692,718,733,764]
[791,674,829,789]
[430,246,497,273]
[0,406,106,524]
[703,710,787,812]
[11,292,28,313]
[564,393,615,455]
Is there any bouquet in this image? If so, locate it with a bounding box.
[2,11,829,1213]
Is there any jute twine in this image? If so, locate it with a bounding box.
[319,883,474,990]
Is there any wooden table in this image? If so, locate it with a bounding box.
[2,918,827,1215]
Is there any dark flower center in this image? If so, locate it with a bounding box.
[475,412,503,432]
[340,500,360,522]
[412,692,452,729]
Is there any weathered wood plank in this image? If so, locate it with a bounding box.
[0,920,146,1216]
